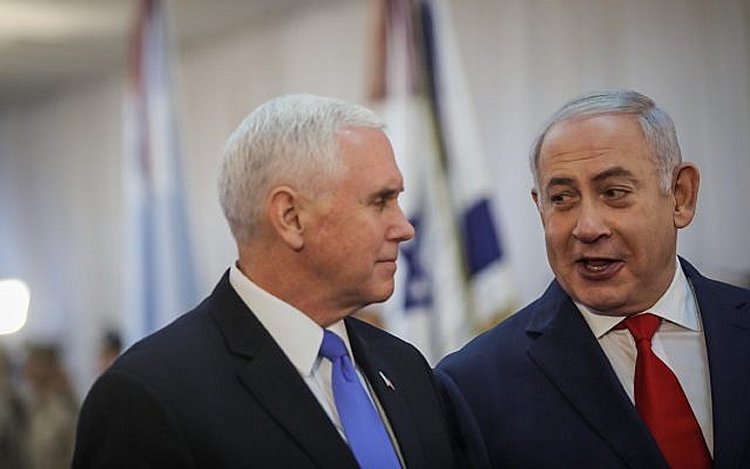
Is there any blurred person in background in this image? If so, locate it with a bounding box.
[73,94,456,468]
[95,330,121,375]
[437,89,750,468]
[0,346,27,469]
[23,344,78,469]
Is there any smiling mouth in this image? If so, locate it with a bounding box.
[575,258,623,279]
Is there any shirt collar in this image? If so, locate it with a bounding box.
[228,264,353,375]
[576,260,701,338]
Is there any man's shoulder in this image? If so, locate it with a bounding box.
[437,283,561,373]
[692,269,750,297]
[109,299,220,379]
[345,316,436,376]
[346,315,422,356]
[440,310,529,362]
[700,274,750,300]
[680,257,750,302]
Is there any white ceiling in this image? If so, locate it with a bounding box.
[0,0,339,107]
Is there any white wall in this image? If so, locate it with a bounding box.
[0,78,124,393]
[451,0,750,303]
[1,0,748,396]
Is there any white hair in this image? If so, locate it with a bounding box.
[218,94,384,243]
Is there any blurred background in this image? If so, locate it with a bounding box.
[0,0,748,465]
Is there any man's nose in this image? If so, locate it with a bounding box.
[391,204,415,242]
[571,200,610,243]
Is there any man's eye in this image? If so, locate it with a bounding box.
[603,188,629,199]
[550,192,572,204]
[372,192,400,211]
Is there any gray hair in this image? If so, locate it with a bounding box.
[218,94,384,243]
[530,89,682,194]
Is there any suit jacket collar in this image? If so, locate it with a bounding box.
[205,272,433,468]
[345,317,426,468]
[207,271,359,468]
[527,259,750,468]
[681,258,750,468]
[525,281,667,468]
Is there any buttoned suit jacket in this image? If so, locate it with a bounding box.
[73,272,456,468]
[436,258,750,468]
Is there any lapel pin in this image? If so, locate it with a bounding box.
[379,371,395,390]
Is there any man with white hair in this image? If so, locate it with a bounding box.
[73,94,456,468]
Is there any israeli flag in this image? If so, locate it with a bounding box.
[373,0,516,363]
[426,0,516,330]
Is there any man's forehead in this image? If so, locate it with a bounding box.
[547,113,642,135]
[539,116,654,174]
[541,114,644,152]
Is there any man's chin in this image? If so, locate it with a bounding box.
[570,289,631,316]
[370,283,395,304]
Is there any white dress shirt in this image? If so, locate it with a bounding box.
[576,262,714,454]
[228,264,404,462]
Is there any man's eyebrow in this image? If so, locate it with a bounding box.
[592,166,636,183]
[546,177,575,188]
[367,187,402,201]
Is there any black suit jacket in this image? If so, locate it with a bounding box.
[73,272,456,468]
[436,258,750,468]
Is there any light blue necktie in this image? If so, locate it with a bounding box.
[319,330,400,469]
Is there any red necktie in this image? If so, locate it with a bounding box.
[618,313,712,468]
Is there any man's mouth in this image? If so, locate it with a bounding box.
[575,257,624,279]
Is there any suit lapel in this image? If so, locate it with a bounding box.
[235,351,358,468]
[683,260,750,468]
[526,282,666,468]
[346,318,426,469]
[208,273,358,469]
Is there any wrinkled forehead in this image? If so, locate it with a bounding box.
[537,116,664,195]
[539,115,652,166]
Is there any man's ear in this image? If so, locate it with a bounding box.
[672,163,700,229]
[267,186,305,250]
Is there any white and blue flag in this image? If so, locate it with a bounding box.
[123,0,198,345]
[371,0,516,363]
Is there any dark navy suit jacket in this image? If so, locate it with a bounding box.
[73,271,456,468]
[437,259,750,468]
